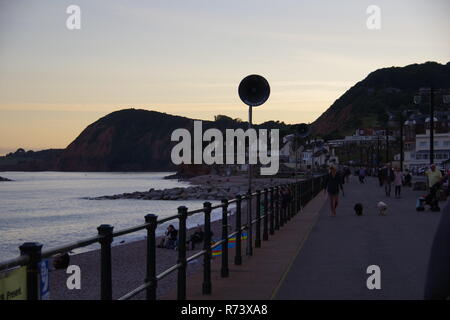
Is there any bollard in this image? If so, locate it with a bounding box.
[97,224,114,300]
[263,188,269,241]
[221,199,229,277]
[234,195,242,265]
[177,206,188,300]
[19,242,43,300]
[255,190,261,248]
[144,214,157,300]
[202,202,212,294]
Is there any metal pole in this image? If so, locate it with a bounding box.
[19,242,42,300]
[400,121,404,172]
[255,190,261,248]
[269,187,275,235]
[246,191,253,256]
[430,88,434,165]
[97,224,114,300]
[144,214,157,300]
[274,186,280,230]
[263,188,269,241]
[202,202,212,294]
[177,206,188,300]
[221,199,229,277]
[377,135,380,165]
[234,195,242,265]
[247,106,253,256]
[385,128,389,163]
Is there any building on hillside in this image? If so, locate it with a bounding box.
[403,119,450,171]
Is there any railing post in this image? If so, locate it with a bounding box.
[280,186,285,227]
[19,242,42,300]
[269,187,275,235]
[202,202,212,294]
[246,192,253,256]
[289,184,294,219]
[234,195,242,265]
[275,187,280,230]
[263,188,269,241]
[275,186,284,230]
[144,214,157,300]
[221,199,229,277]
[255,190,261,248]
[286,185,291,221]
[177,206,188,300]
[97,224,114,300]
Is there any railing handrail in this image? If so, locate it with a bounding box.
[0,184,283,272]
[0,174,326,300]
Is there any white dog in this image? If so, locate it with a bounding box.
[377,201,388,216]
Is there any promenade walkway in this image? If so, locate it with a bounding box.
[275,176,442,300]
[167,175,444,300]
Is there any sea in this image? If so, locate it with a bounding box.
[0,172,225,261]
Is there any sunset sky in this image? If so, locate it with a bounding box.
[0,0,449,155]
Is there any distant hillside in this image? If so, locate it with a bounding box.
[3,61,448,172]
[0,148,63,171]
[311,61,450,138]
[57,109,290,171]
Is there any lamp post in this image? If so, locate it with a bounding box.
[414,88,450,166]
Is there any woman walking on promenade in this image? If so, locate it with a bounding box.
[393,167,403,198]
[323,165,344,217]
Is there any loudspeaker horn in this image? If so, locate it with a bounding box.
[238,74,270,107]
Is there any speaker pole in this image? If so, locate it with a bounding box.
[247,105,253,256]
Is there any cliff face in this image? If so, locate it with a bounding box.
[311,61,450,138]
[56,110,290,172]
[57,109,194,171]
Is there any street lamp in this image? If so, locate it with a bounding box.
[388,109,413,171]
[238,75,270,256]
[414,88,450,166]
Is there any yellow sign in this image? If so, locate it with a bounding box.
[0,266,27,300]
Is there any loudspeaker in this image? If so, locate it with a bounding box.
[238,74,270,107]
[296,123,310,138]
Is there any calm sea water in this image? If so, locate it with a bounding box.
[0,172,223,260]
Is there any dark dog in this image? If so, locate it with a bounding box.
[354,203,363,216]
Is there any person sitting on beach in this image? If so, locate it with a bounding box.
[187,226,205,250]
[158,225,178,249]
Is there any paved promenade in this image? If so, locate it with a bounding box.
[168,175,444,300]
[275,176,443,300]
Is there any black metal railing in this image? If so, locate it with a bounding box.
[0,175,325,300]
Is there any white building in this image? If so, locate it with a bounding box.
[404,128,450,171]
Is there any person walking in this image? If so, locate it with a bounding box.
[377,166,384,187]
[404,169,412,187]
[425,164,444,208]
[343,166,351,183]
[358,167,366,184]
[382,163,395,197]
[393,167,403,198]
[323,165,344,217]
